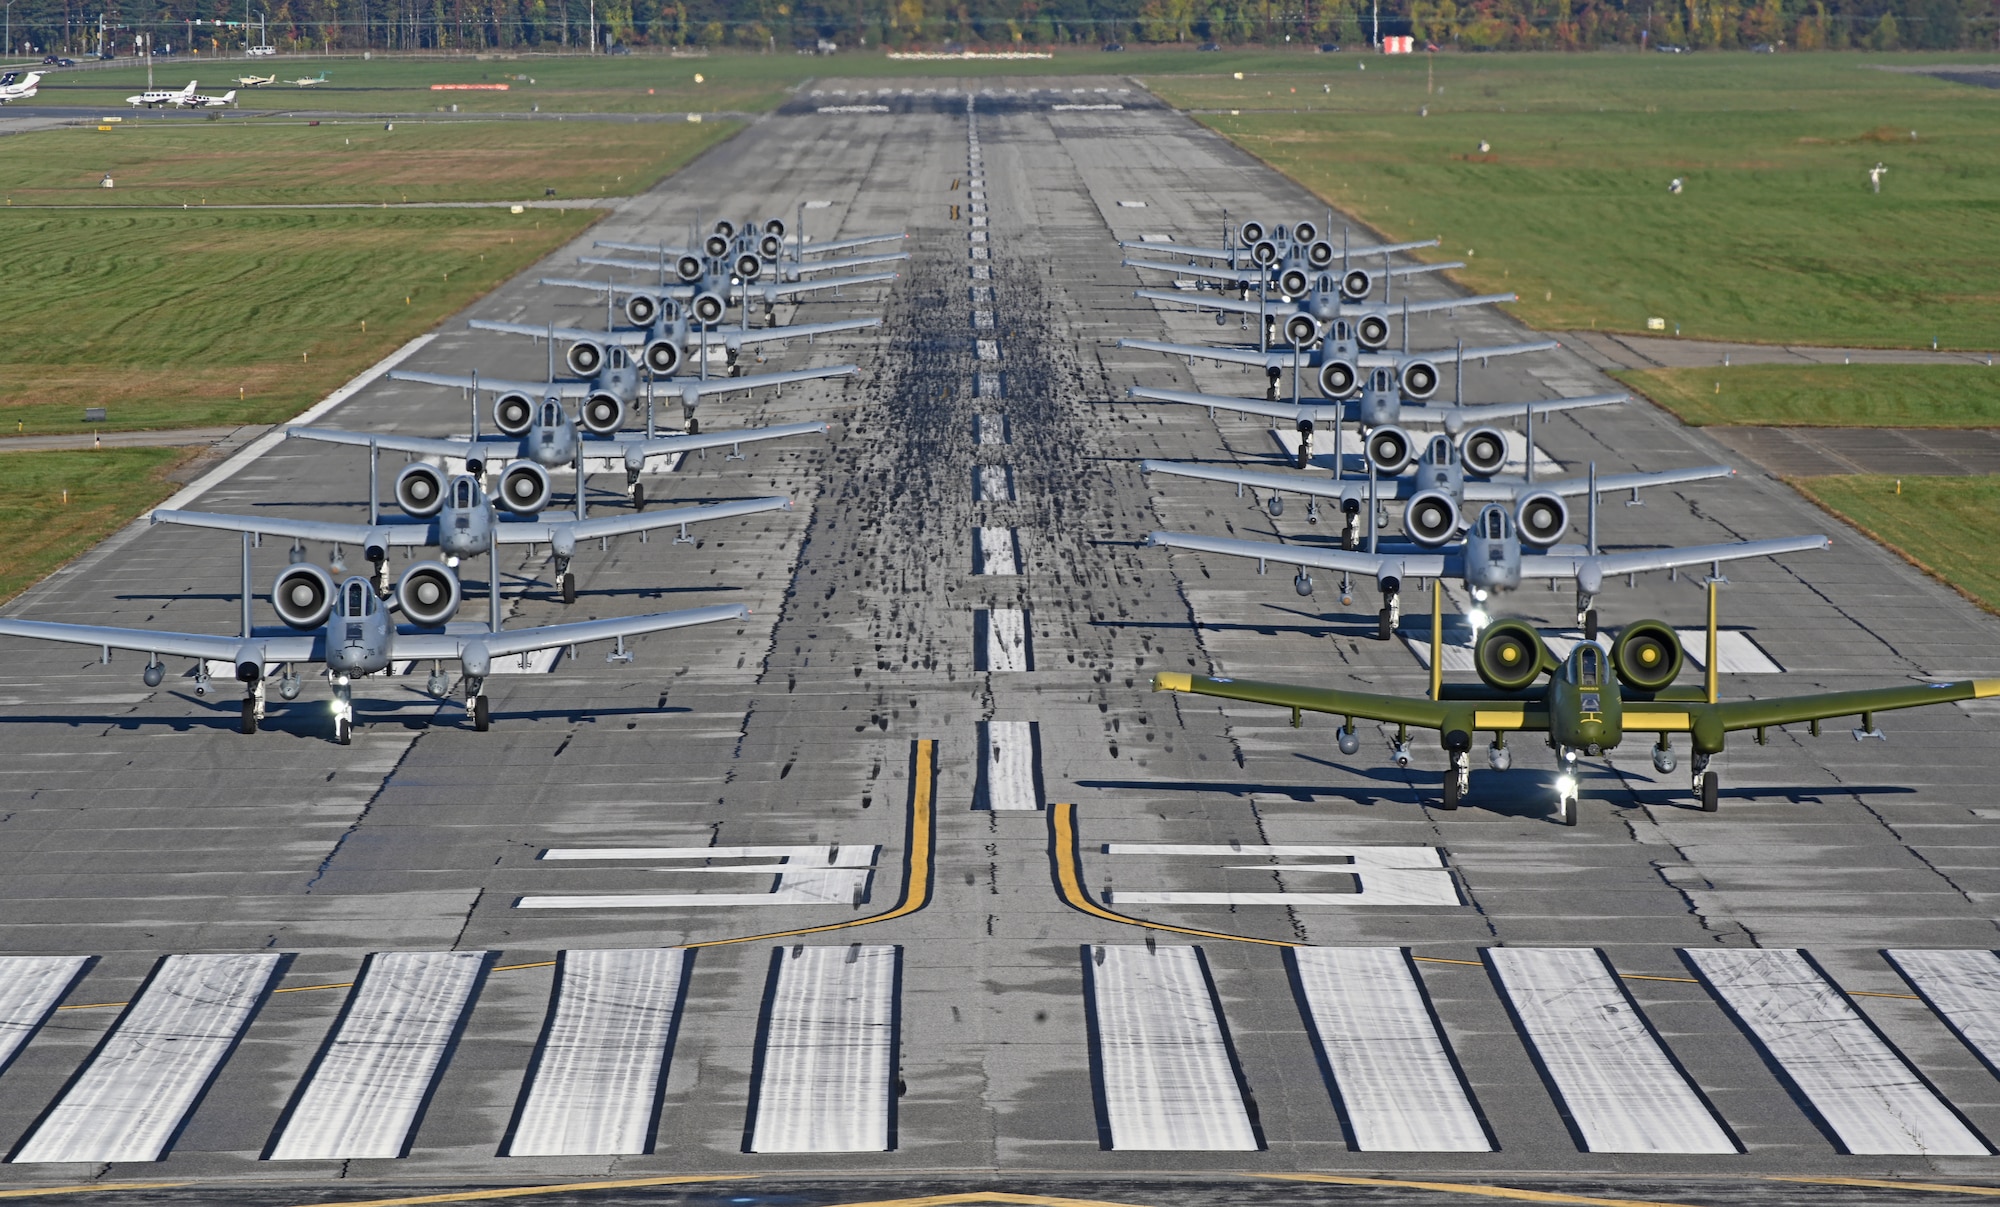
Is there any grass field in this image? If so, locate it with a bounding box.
[0,448,192,603]
[1794,475,2000,615]
[0,206,594,434]
[0,118,738,205]
[1617,364,2000,426]
[1145,53,2000,350]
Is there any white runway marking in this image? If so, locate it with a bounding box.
[1888,948,2000,1074]
[1486,947,1736,1154]
[976,339,1000,361]
[505,948,688,1157]
[971,215,988,227]
[970,231,988,244]
[976,414,1008,445]
[971,265,991,280]
[0,956,90,1074]
[1086,944,1259,1151]
[977,720,1044,811]
[976,527,1019,575]
[268,950,488,1161]
[976,464,1014,502]
[13,953,283,1164]
[1685,947,1989,1156]
[1289,947,1491,1152]
[971,247,989,260]
[1104,844,1460,906]
[520,845,879,909]
[973,310,995,329]
[977,608,1032,672]
[747,944,898,1153]
[977,372,1002,397]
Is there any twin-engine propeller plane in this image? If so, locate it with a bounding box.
[0,538,748,744]
[1154,583,2000,826]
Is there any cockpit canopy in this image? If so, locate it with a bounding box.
[452,476,477,510]
[1479,504,1512,542]
[1425,434,1455,466]
[1568,643,1602,687]
[539,399,563,428]
[341,580,376,618]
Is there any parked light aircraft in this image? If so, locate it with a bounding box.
[126,80,196,107]
[155,474,788,605]
[0,546,747,743]
[1156,582,2000,824]
[0,71,45,104]
[1148,467,1828,640]
[234,73,276,86]
[290,72,327,86]
[187,86,236,108]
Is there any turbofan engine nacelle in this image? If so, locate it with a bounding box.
[692,292,727,324]
[758,233,783,259]
[1250,239,1280,267]
[713,218,737,239]
[1365,425,1415,475]
[272,563,335,630]
[1317,358,1359,397]
[566,339,606,377]
[1292,220,1319,245]
[396,560,461,628]
[1403,490,1461,548]
[1612,619,1685,693]
[1341,268,1373,300]
[734,253,761,281]
[1306,240,1336,269]
[763,217,786,237]
[1356,314,1391,350]
[1284,313,1319,347]
[580,393,626,437]
[644,338,682,375]
[1400,359,1441,400]
[394,462,446,518]
[1279,268,1310,298]
[493,393,535,438]
[497,460,553,516]
[1238,220,1266,246]
[1475,619,1558,692]
[704,233,730,258]
[1459,426,1509,477]
[676,254,704,282]
[625,293,659,326]
[1514,490,1569,549]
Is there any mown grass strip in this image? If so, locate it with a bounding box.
[1793,474,2000,615]
[0,448,193,603]
[1618,364,2000,427]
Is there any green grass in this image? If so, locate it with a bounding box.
[0,118,738,205]
[0,448,192,602]
[1795,474,2000,615]
[1617,364,2000,426]
[1144,53,2000,350]
[0,206,595,435]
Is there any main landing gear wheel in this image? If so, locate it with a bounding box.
[335,717,352,745]
[631,483,646,511]
[473,694,491,732]
[1583,609,1600,641]
[240,700,258,735]
[1699,770,1719,812]
[560,573,578,605]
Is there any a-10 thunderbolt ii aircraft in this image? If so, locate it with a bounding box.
[1155,582,2000,825]
[1148,462,1829,641]
[153,466,789,605]
[1131,259,1504,357]
[0,539,749,744]
[1121,219,1453,299]
[564,249,899,335]
[594,213,909,287]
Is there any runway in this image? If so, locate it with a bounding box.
[2,77,2000,1201]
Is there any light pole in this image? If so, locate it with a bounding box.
[4,0,15,60]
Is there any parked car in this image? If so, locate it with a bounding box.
[1101,42,1124,51]
[1318,42,1342,51]
[1198,41,1222,50]
[41,54,76,66]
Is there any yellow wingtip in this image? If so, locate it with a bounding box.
[1154,672,1194,692]
[1974,679,2000,699]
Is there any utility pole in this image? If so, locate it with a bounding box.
[1372,0,1380,46]
[588,0,594,51]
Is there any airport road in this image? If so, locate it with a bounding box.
[0,78,1998,1203]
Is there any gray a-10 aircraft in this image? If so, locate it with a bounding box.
[1122,219,1454,300]
[1120,325,1559,402]
[154,471,788,605]
[1132,269,1502,354]
[468,307,880,381]
[1149,468,1828,641]
[0,545,748,743]
[598,211,906,281]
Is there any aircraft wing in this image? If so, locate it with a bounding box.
[1136,289,1265,316]
[1147,530,1450,579]
[469,319,647,347]
[540,276,674,299]
[592,240,695,258]
[286,427,493,463]
[795,232,907,254]
[152,510,433,550]
[1693,679,2000,734]
[732,317,883,346]
[395,603,748,661]
[388,369,586,398]
[761,272,899,298]
[1358,340,1560,367]
[660,365,857,400]
[0,619,319,665]
[1128,386,1349,425]
[1142,460,1390,502]
[1520,535,1832,583]
[1413,393,1629,427]
[1117,338,1275,370]
[1124,259,1258,284]
[495,497,791,544]
[1152,671,1462,731]
[1531,466,1736,498]
[578,256,660,273]
[789,252,909,274]
[1388,290,1509,314]
[619,420,832,462]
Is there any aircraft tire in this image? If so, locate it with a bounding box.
[686,416,700,435]
[632,483,646,511]
[1441,774,1461,810]
[1378,607,1394,642]
[561,574,578,606]
[240,700,258,735]
[334,717,351,745]
[1559,792,1577,826]
[1583,609,1599,641]
[1699,770,1719,812]
[473,694,491,732]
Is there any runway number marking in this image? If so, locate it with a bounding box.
[516,845,881,910]
[1101,844,1461,907]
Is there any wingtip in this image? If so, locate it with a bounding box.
[1154,671,1193,693]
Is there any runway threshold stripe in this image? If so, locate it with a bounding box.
[1685,948,1990,1156]
[267,950,489,1160]
[1085,944,1259,1151]
[0,957,90,1073]
[505,949,687,1157]
[12,953,283,1164]
[1486,948,1735,1154]
[746,944,898,1153]
[1289,947,1490,1152]
[977,720,1044,811]
[1887,949,2000,1077]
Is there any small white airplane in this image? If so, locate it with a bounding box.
[289,72,327,87]
[188,87,237,108]
[235,73,276,87]
[0,71,45,104]
[127,80,197,108]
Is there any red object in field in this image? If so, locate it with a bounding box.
[1382,35,1414,53]
[431,83,509,90]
